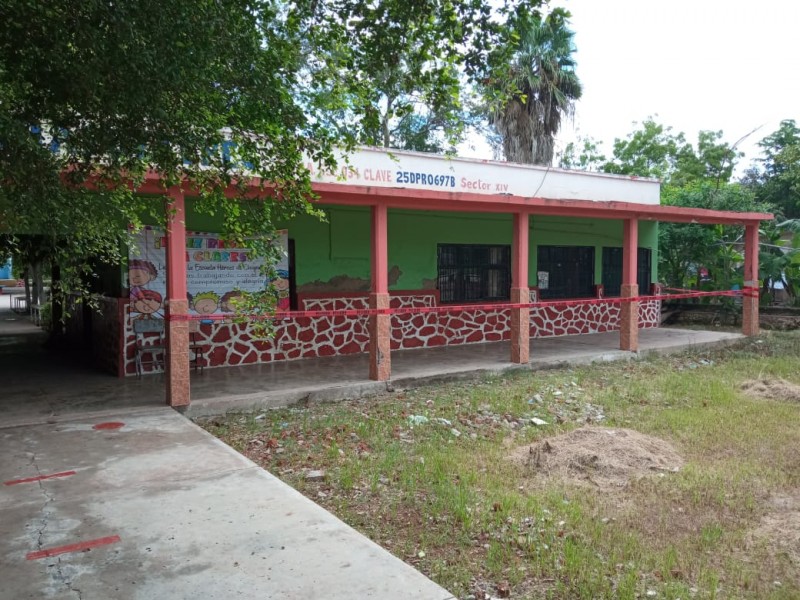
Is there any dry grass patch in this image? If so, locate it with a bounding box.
[740,378,800,403]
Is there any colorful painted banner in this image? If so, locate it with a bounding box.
[128,227,289,319]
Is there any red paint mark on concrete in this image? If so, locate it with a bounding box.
[4,470,77,486]
[92,422,125,431]
[26,535,121,560]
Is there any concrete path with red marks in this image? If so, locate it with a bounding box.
[0,407,454,599]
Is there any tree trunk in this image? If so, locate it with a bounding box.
[382,95,393,148]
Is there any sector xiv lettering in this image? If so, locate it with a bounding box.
[396,171,456,187]
[460,178,508,192]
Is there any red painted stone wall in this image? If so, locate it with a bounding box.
[122,291,662,375]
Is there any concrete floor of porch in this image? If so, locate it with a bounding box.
[184,326,743,417]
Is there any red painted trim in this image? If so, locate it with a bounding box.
[75,169,771,225]
[744,224,759,282]
[4,471,77,486]
[93,421,125,431]
[622,219,638,284]
[310,183,771,225]
[26,535,121,560]
[371,205,389,294]
[166,189,188,301]
[512,213,529,288]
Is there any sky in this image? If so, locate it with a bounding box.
[463,0,800,174]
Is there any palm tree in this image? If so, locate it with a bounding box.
[491,9,582,166]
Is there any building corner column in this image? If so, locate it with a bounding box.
[510,213,530,363]
[369,292,391,381]
[742,222,760,336]
[620,219,639,352]
[165,187,191,407]
[510,287,529,363]
[620,283,639,351]
[369,204,391,381]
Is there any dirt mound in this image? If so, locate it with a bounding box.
[511,426,683,491]
[741,379,800,403]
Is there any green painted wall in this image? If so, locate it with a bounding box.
[131,200,658,294]
[271,206,658,290]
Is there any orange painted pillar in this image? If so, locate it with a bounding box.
[742,222,760,336]
[165,188,191,407]
[369,203,391,381]
[510,212,530,363]
[620,218,639,351]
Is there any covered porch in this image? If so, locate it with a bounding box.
[122,148,769,408]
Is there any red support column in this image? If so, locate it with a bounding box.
[620,219,639,351]
[165,188,191,407]
[369,204,391,381]
[742,222,760,336]
[510,213,530,363]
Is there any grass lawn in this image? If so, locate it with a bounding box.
[199,331,800,599]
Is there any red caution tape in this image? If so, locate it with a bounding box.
[162,287,757,323]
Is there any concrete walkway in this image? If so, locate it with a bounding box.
[0,407,454,599]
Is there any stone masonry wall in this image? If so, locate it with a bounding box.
[124,292,661,375]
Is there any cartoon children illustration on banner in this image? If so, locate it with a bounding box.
[273,270,290,310]
[129,227,290,319]
[128,258,163,319]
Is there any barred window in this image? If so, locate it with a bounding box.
[601,247,652,297]
[537,246,595,300]
[437,244,511,304]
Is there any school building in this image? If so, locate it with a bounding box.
[64,148,771,407]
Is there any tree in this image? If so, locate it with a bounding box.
[603,118,742,189]
[758,219,800,303]
[580,117,771,293]
[749,120,800,218]
[1,0,342,302]
[307,1,530,152]
[603,118,686,181]
[485,8,582,165]
[658,183,773,290]
[557,135,606,171]
[1,0,532,307]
